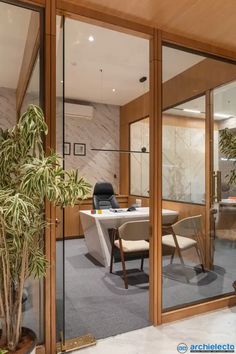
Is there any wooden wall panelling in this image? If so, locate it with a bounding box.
[163,58,236,110]
[162,31,236,63]
[16,11,40,115]
[149,28,162,325]
[162,200,206,221]
[65,204,80,237]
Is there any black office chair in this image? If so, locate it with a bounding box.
[93,182,119,209]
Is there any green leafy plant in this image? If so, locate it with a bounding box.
[219,128,236,184]
[0,349,8,354]
[0,105,91,352]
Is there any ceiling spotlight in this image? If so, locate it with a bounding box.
[183,108,201,114]
[139,76,147,83]
[112,88,116,92]
[88,35,95,42]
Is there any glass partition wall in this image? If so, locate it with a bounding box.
[0,0,44,343]
[162,43,236,311]
[56,14,150,348]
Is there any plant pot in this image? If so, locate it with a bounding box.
[0,327,37,354]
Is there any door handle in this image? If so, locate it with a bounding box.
[212,171,222,203]
[55,218,61,227]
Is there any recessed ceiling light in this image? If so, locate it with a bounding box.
[88,35,95,42]
[214,112,231,118]
[112,88,116,92]
[183,108,201,114]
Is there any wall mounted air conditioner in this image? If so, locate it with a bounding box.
[65,103,94,120]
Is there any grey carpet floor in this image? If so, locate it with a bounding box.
[162,239,235,309]
[56,239,150,340]
[56,238,235,341]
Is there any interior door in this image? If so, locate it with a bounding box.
[208,81,236,294]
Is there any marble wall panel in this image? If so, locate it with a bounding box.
[64,102,120,194]
[163,124,205,204]
[130,118,150,196]
[0,87,17,130]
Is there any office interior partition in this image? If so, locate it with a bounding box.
[0,0,45,343]
[162,43,236,312]
[55,13,151,350]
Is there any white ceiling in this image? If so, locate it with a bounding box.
[62,18,207,106]
[0,2,31,90]
[63,18,149,106]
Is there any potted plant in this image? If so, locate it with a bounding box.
[0,105,91,353]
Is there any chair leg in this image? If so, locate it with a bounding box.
[140,253,144,271]
[176,247,189,283]
[110,229,116,274]
[119,238,128,289]
[170,249,175,264]
[195,245,205,273]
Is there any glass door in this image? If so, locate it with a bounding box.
[209,81,236,295]
[55,13,150,351]
[162,43,236,313]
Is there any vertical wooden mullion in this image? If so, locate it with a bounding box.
[44,0,56,353]
[149,29,162,325]
[205,90,214,269]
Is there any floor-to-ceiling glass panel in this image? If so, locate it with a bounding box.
[162,45,207,311]
[56,16,150,343]
[212,81,236,296]
[162,44,236,311]
[0,0,44,342]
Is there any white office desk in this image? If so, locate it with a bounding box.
[80,207,179,267]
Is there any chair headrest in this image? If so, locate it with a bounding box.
[93,182,115,196]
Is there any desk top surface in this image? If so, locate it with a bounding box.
[80,207,178,219]
[220,199,236,206]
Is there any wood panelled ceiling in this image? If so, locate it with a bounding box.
[65,0,236,52]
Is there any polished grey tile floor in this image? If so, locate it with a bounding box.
[74,307,236,354]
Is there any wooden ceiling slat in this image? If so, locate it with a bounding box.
[62,0,236,53]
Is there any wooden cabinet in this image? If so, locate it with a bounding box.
[56,195,129,239]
